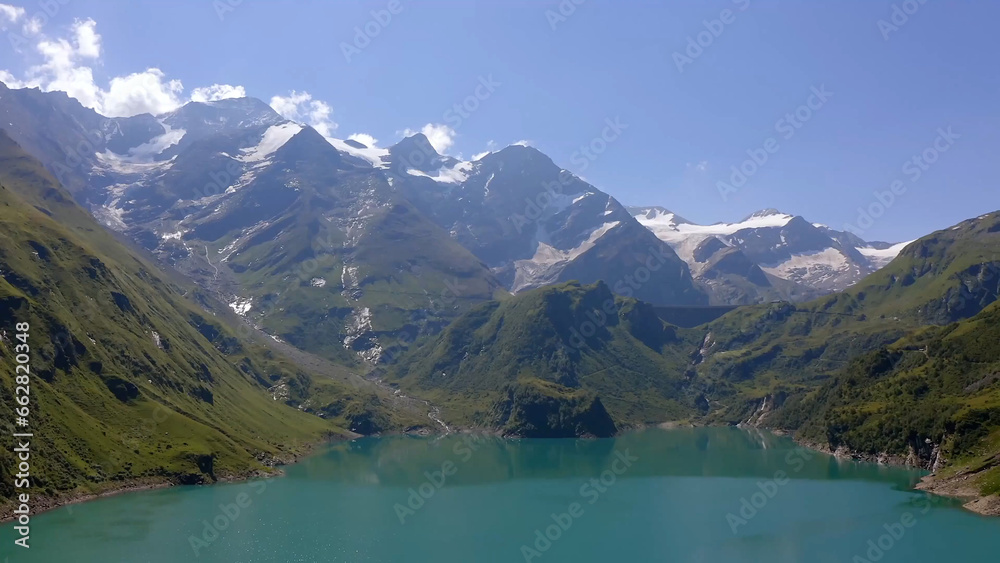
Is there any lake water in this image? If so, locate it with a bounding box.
[3,427,997,562]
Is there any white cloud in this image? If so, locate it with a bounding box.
[22,20,106,108]
[403,123,456,154]
[269,91,311,119]
[307,100,334,137]
[0,69,25,88]
[73,18,100,58]
[190,83,246,103]
[102,69,184,117]
[347,133,378,148]
[0,3,24,23]
[269,90,338,138]
[0,17,247,117]
[472,139,497,160]
[512,139,532,147]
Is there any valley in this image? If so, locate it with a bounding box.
[1,2,999,560]
[1,84,999,520]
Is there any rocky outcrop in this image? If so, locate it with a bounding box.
[488,380,617,438]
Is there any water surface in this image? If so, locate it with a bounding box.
[3,427,997,562]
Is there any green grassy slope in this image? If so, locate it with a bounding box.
[691,211,1000,421]
[0,130,400,507]
[390,210,1000,497]
[768,301,1000,498]
[390,280,705,429]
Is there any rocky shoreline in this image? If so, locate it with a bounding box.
[776,432,1000,517]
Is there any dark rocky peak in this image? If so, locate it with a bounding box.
[160,97,285,136]
[388,133,445,173]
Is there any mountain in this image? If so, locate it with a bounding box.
[388,280,705,431]
[0,85,706,366]
[766,300,1000,514]
[687,211,1000,419]
[389,209,1000,510]
[0,130,426,512]
[0,87,507,364]
[384,137,708,307]
[629,206,910,303]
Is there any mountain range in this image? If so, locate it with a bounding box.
[629,206,911,304]
[389,210,1000,512]
[0,83,904,363]
[2,80,998,515]
[0,128,427,508]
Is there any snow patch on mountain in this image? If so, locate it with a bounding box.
[636,209,796,245]
[483,172,495,196]
[760,247,851,287]
[236,122,303,163]
[511,220,621,292]
[328,137,390,168]
[161,230,185,241]
[229,297,253,315]
[858,240,912,268]
[95,150,175,174]
[92,199,129,231]
[120,122,186,162]
[406,160,475,184]
[631,206,905,295]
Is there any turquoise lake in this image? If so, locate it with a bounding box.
[2,427,997,562]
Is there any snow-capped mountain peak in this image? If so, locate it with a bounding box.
[742,208,789,221]
[630,206,908,300]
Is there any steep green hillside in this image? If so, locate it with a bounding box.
[692,212,1000,420]
[390,280,705,429]
[390,210,1000,499]
[768,301,1000,501]
[0,131,412,510]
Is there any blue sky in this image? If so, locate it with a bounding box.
[1,0,998,242]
